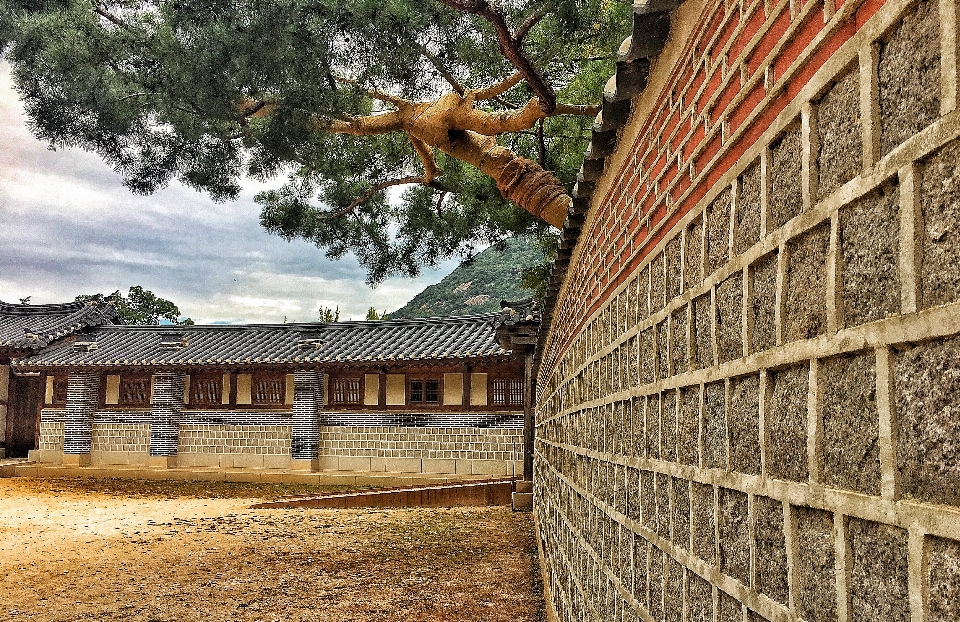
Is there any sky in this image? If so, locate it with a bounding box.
[0,63,457,324]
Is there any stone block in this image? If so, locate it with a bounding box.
[735,161,762,255]
[878,0,940,156]
[511,492,533,511]
[687,571,713,622]
[693,293,713,369]
[262,454,291,470]
[421,458,456,474]
[632,536,648,604]
[671,306,689,374]
[641,469,657,531]
[289,458,318,472]
[753,496,788,605]
[645,396,660,459]
[928,536,960,622]
[839,181,900,327]
[747,610,771,622]
[767,363,809,482]
[817,66,862,198]
[718,487,750,585]
[655,473,671,540]
[691,482,716,565]
[672,477,690,549]
[470,459,507,476]
[703,381,727,469]
[666,235,682,300]
[177,452,218,468]
[729,374,761,475]
[639,327,655,385]
[678,386,699,466]
[785,224,829,343]
[656,320,670,380]
[338,456,373,472]
[717,271,743,363]
[660,390,677,462]
[751,251,778,353]
[28,449,62,464]
[147,455,177,469]
[895,335,960,505]
[232,454,265,469]
[707,188,732,274]
[821,350,880,495]
[770,123,803,230]
[317,455,342,471]
[62,454,91,467]
[718,591,742,622]
[664,556,683,622]
[686,217,704,291]
[919,138,960,308]
[651,252,666,313]
[648,547,664,621]
[849,517,910,622]
[795,506,836,621]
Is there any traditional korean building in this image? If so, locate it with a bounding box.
[10,313,528,475]
[0,300,121,458]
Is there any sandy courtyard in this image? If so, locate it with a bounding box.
[0,477,545,622]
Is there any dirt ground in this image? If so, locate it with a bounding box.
[0,477,545,622]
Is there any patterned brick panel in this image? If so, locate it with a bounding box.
[63,372,99,455]
[534,0,960,619]
[150,371,184,456]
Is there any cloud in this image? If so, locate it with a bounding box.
[0,63,455,323]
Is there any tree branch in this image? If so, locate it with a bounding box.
[325,110,407,136]
[333,76,412,109]
[514,7,548,44]
[90,1,136,33]
[416,43,466,95]
[408,133,442,183]
[474,72,523,100]
[330,176,444,218]
[436,0,556,113]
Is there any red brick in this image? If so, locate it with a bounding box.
[713,10,742,56]
[684,123,707,162]
[714,73,743,120]
[730,4,767,63]
[774,11,826,79]
[748,7,791,75]
[729,80,766,132]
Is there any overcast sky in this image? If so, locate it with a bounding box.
[0,63,457,324]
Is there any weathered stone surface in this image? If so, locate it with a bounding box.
[919,138,960,309]
[664,555,684,622]
[718,488,750,585]
[649,547,664,621]
[707,189,732,274]
[672,477,690,549]
[678,385,700,466]
[686,217,704,291]
[729,374,761,476]
[656,473,672,539]
[929,536,960,622]
[785,224,829,343]
[691,482,716,565]
[747,610,771,622]
[661,390,678,463]
[639,327,655,385]
[818,67,862,198]
[633,536,649,604]
[895,335,960,506]
[767,363,809,482]
[878,0,940,156]
[651,253,666,313]
[717,271,743,363]
[849,518,910,622]
[693,293,713,369]
[795,506,836,622]
[657,320,670,380]
[770,124,803,230]
[641,469,657,531]
[672,306,689,374]
[735,161,762,255]
[667,235,683,300]
[688,572,714,622]
[839,181,900,327]
[821,350,880,495]
[647,395,661,460]
[703,382,728,469]
[754,496,788,605]
[718,590,743,622]
[751,251,778,353]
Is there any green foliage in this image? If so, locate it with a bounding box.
[2,0,631,283]
[319,305,340,322]
[365,307,389,320]
[390,236,546,318]
[76,286,193,325]
[519,233,559,301]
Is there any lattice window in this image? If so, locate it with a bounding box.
[191,376,222,406]
[253,374,284,405]
[119,376,151,406]
[493,378,524,406]
[410,379,439,403]
[52,375,68,405]
[332,378,361,404]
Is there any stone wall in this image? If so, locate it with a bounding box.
[177,424,293,469]
[534,0,960,619]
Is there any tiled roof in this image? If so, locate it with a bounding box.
[0,301,121,351]
[11,314,510,369]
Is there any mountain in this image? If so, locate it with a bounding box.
[389,238,545,319]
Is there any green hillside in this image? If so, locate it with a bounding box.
[390,238,545,318]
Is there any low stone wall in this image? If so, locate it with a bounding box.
[317,425,525,476]
[177,424,293,469]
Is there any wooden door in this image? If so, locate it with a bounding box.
[7,375,42,458]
